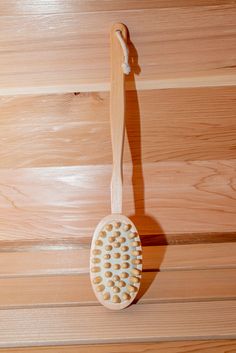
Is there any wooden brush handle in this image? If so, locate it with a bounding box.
[110,23,128,214]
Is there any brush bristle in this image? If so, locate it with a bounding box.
[91,220,142,307]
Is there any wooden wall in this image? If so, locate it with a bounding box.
[0,0,235,350]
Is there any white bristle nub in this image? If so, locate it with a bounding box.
[117,236,126,243]
[105,224,113,231]
[120,272,129,278]
[103,292,110,300]
[95,240,103,246]
[123,224,131,231]
[121,262,129,269]
[105,271,112,278]
[93,276,102,284]
[107,280,114,287]
[113,242,121,248]
[113,264,121,270]
[118,281,126,287]
[92,249,101,255]
[99,231,106,238]
[127,285,136,293]
[96,284,105,292]
[91,267,101,273]
[128,232,136,239]
[132,258,142,265]
[112,286,120,293]
[104,262,111,268]
[131,268,141,276]
[130,276,139,284]
[131,250,141,256]
[112,295,121,303]
[122,254,130,260]
[131,241,139,247]
[122,292,131,301]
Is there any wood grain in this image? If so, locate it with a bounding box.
[1,340,236,353]
[0,87,236,168]
[0,160,235,243]
[1,0,233,15]
[0,301,235,346]
[0,269,235,308]
[1,243,235,277]
[0,0,235,350]
[0,4,235,94]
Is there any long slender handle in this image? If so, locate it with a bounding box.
[110,23,128,214]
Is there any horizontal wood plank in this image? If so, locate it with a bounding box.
[1,87,236,168]
[1,1,235,350]
[0,5,235,94]
[1,340,236,353]
[0,269,235,308]
[1,0,233,15]
[0,301,235,346]
[0,243,235,277]
[0,161,235,243]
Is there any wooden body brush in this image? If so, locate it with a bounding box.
[90,23,142,310]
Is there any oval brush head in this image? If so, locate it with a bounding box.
[90,214,142,310]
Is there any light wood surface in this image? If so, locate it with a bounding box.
[2,1,233,15]
[0,269,235,309]
[0,301,235,346]
[1,340,236,353]
[0,160,235,244]
[0,3,235,95]
[1,243,235,277]
[0,0,235,349]
[0,87,236,168]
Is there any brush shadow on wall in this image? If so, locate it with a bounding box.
[125,38,167,302]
